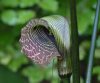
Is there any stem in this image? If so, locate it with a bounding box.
[70,0,80,83]
[86,0,100,83]
[57,56,72,83]
[61,77,70,83]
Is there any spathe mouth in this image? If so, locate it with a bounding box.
[19,15,70,66]
[19,20,60,65]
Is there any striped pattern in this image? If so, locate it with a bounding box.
[19,15,70,66]
[19,19,60,65]
[42,15,70,56]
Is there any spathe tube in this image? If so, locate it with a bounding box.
[19,15,71,67]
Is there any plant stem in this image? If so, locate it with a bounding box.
[70,0,80,83]
[86,0,100,83]
[57,56,72,83]
[61,77,70,83]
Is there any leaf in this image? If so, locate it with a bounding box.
[76,0,97,34]
[17,10,35,24]
[0,54,12,65]
[0,65,28,83]
[93,66,100,75]
[57,0,69,16]
[19,0,37,8]
[95,49,100,59]
[77,9,94,34]
[1,0,19,7]
[0,45,28,72]
[38,0,58,12]
[1,10,17,25]
[22,66,45,83]
[0,26,15,45]
[6,46,28,72]
[1,10,36,25]
[8,53,28,72]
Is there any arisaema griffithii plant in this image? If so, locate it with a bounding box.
[19,15,72,80]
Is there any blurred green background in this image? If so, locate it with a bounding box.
[0,0,100,83]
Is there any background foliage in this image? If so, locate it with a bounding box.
[0,0,100,83]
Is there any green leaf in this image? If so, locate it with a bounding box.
[12,25,22,38]
[77,9,94,34]
[17,10,35,24]
[1,10,35,25]
[0,27,15,45]
[19,0,37,8]
[38,0,58,12]
[95,49,100,59]
[1,0,19,7]
[0,65,28,83]
[1,10,17,25]
[0,45,28,72]
[8,53,28,72]
[57,0,69,16]
[0,49,12,65]
[6,46,28,72]
[93,66,100,75]
[22,66,45,83]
